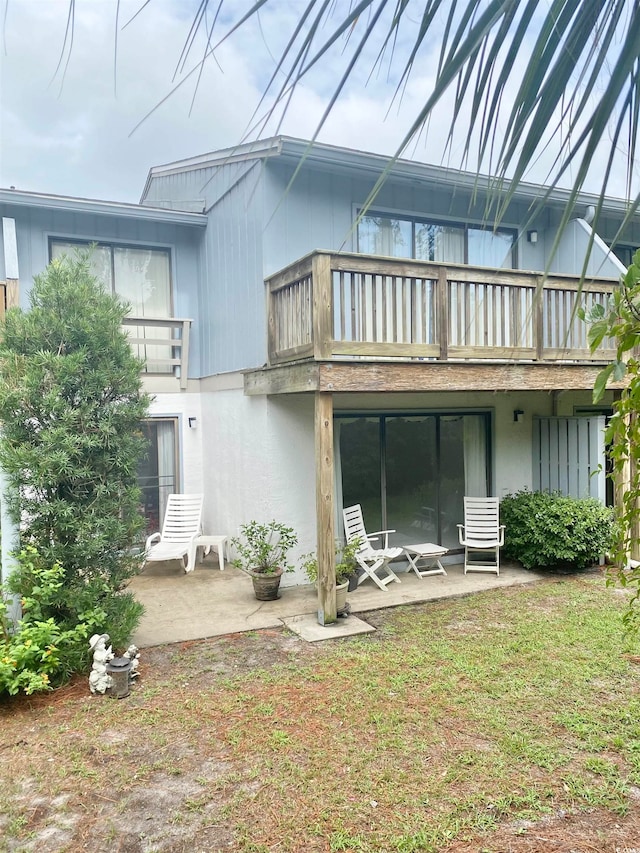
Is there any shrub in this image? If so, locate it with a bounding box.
[500,490,615,572]
[0,547,108,696]
[0,252,148,667]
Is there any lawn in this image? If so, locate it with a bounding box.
[1,575,640,852]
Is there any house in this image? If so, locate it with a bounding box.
[1,136,638,619]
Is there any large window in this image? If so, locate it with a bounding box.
[50,239,172,316]
[50,239,173,372]
[358,213,516,268]
[337,412,491,551]
[138,419,178,536]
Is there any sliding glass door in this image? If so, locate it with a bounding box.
[338,413,490,550]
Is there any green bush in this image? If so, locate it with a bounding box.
[500,490,615,572]
[0,547,109,696]
[0,253,148,677]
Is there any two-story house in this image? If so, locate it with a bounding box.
[1,136,638,613]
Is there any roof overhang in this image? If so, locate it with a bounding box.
[142,135,637,216]
[0,188,208,228]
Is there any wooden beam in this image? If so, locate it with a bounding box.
[244,358,628,396]
[243,362,320,395]
[316,361,626,393]
[315,392,336,625]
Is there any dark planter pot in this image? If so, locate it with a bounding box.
[248,566,284,601]
[347,572,359,592]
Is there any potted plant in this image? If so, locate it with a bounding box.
[302,538,361,613]
[231,520,298,601]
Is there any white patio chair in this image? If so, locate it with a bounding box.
[342,504,403,591]
[457,496,505,575]
[144,493,204,574]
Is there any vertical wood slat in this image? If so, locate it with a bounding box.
[315,391,336,626]
[437,267,448,359]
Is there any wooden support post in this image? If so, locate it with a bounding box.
[313,253,333,360]
[315,391,336,625]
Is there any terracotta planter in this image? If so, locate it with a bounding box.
[248,566,284,600]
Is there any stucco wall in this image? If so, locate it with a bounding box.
[198,375,316,586]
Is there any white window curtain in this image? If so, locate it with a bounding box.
[463,415,488,496]
[156,421,176,525]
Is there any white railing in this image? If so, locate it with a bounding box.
[122,316,192,389]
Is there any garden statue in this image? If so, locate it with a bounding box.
[124,644,140,679]
[89,633,114,694]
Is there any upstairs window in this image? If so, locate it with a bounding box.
[50,240,172,318]
[358,213,516,269]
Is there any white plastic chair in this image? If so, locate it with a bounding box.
[342,504,403,591]
[457,496,505,575]
[144,493,204,573]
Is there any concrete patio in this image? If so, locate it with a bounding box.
[129,555,544,647]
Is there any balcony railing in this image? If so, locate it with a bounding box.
[122,316,192,389]
[266,251,617,366]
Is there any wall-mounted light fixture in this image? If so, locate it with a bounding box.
[526,230,538,244]
[513,409,524,423]
[188,417,198,429]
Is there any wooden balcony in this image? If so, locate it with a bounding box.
[122,316,192,390]
[246,251,620,396]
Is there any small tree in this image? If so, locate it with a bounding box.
[586,249,640,630]
[0,252,149,650]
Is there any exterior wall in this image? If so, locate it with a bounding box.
[198,163,266,374]
[262,159,541,277]
[199,373,316,586]
[142,159,256,212]
[550,218,626,278]
[0,203,205,376]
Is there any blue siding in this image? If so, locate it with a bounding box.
[261,160,532,276]
[0,202,205,376]
[199,162,265,374]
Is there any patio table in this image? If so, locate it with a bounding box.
[403,543,448,578]
[195,534,228,571]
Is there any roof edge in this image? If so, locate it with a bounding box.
[0,188,208,226]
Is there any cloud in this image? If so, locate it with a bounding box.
[0,0,637,204]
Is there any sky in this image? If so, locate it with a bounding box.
[0,0,638,205]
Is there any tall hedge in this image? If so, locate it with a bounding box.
[0,252,150,646]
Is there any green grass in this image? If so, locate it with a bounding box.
[1,577,639,852]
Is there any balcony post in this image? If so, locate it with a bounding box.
[315,390,336,625]
[437,267,449,360]
[312,253,332,360]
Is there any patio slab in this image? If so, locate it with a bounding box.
[128,556,544,648]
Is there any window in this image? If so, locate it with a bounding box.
[138,419,178,536]
[336,412,491,550]
[50,239,172,316]
[358,213,516,268]
[50,239,174,373]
